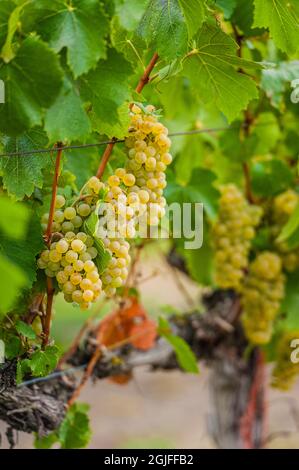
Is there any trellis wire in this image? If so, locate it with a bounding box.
[19,364,87,387]
[0,120,285,158]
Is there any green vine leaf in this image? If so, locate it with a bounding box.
[0,253,27,315]
[59,403,91,449]
[215,0,237,19]
[45,78,91,143]
[30,0,109,78]
[0,36,63,136]
[138,0,188,60]
[84,208,112,273]
[158,317,199,374]
[178,0,206,38]
[29,345,60,377]
[251,159,293,197]
[0,211,44,293]
[79,48,133,137]
[0,196,30,239]
[0,197,31,315]
[165,168,220,221]
[35,402,91,449]
[281,269,299,330]
[114,0,149,31]
[0,1,16,52]
[1,1,29,63]
[253,0,299,54]
[231,0,263,37]
[0,129,51,199]
[182,24,259,122]
[16,320,36,340]
[277,203,299,243]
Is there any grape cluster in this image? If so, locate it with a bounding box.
[271,190,299,272]
[41,178,104,234]
[37,104,172,306]
[101,238,130,297]
[212,184,263,290]
[124,103,171,225]
[98,104,171,295]
[272,331,299,390]
[38,191,103,309]
[241,252,285,344]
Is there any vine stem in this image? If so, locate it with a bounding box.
[43,144,63,347]
[232,26,256,206]
[45,145,63,244]
[242,110,255,204]
[95,52,159,179]
[239,349,267,448]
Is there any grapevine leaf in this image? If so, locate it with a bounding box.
[0,212,44,291]
[178,0,206,38]
[174,135,206,184]
[65,148,98,189]
[281,270,299,330]
[1,1,28,63]
[0,197,30,239]
[231,0,264,36]
[261,61,299,108]
[182,24,259,122]
[0,129,50,199]
[138,0,188,60]
[31,0,109,77]
[0,253,27,315]
[158,317,199,373]
[16,358,31,384]
[58,403,91,449]
[113,0,149,31]
[0,1,15,51]
[176,220,214,286]
[16,320,36,340]
[251,159,293,197]
[253,0,299,54]
[34,433,59,449]
[165,168,220,220]
[28,345,60,377]
[0,36,63,136]
[252,112,281,154]
[79,49,133,137]
[277,203,299,243]
[5,336,23,359]
[215,0,237,18]
[84,209,111,273]
[45,78,91,143]
[220,122,258,162]
[111,15,146,65]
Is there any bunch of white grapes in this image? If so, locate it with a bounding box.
[37,104,172,307]
[38,232,102,310]
[38,189,105,309]
[241,252,285,345]
[271,190,299,272]
[212,184,263,290]
[41,177,104,234]
[124,103,171,226]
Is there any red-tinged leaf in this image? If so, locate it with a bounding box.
[97,296,157,352]
[130,318,157,351]
[110,372,132,385]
